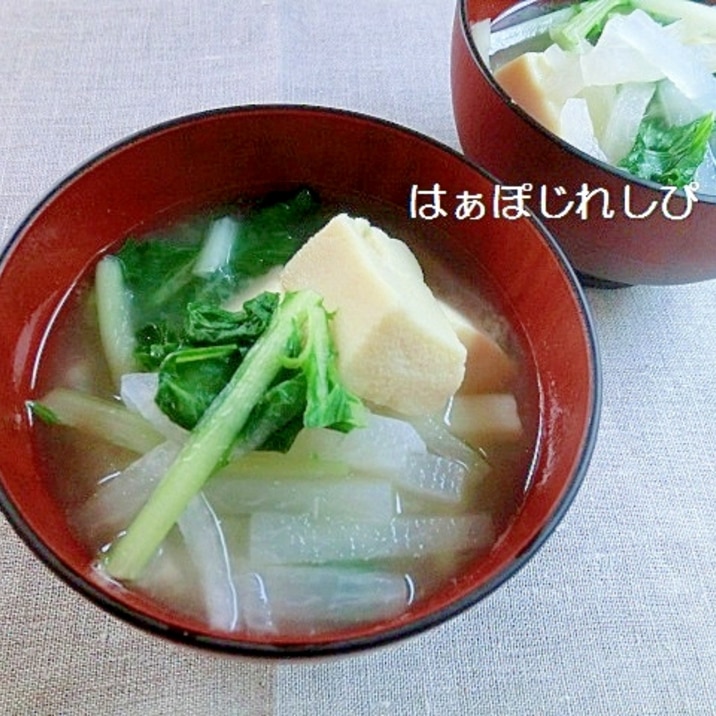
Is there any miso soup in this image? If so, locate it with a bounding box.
[29,188,538,637]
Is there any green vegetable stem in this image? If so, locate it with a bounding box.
[95,255,138,388]
[102,290,365,582]
[551,0,630,49]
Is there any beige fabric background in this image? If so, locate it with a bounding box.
[1,1,715,714]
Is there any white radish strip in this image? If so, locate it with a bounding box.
[38,387,163,455]
[657,79,705,127]
[559,97,609,162]
[217,450,350,481]
[249,513,494,565]
[407,414,486,470]
[131,528,204,618]
[396,453,468,504]
[75,440,182,544]
[470,20,492,67]
[471,19,491,65]
[609,10,716,110]
[178,493,240,631]
[95,255,137,388]
[694,143,716,196]
[690,42,716,74]
[580,16,665,87]
[236,565,410,635]
[540,44,585,103]
[204,474,396,520]
[120,372,189,444]
[634,0,716,37]
[599,82,656,164]
[193,216,239,277]
[288,412,427,475]
[579,85,617,143]
[289,412,479,503]
[664,18,716,56]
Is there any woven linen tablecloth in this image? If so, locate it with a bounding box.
[1,2,715,714]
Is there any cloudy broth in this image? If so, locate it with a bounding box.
[31,191,538,637]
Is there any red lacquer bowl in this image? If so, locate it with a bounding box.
[0,106,600,657]
[452,0,716,286]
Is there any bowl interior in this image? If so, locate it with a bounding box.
[0,106,599,655]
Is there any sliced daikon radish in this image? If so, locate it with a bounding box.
[599,82,656,164]
[657,79,706,127]
[395,489,466,517]
[288,412,426,474]
[407,414,486,470]
[397,453,468,504]
[691,42,716,74]
[579,85,617,143]
[35,387,162,455]
[95,255,137,388]
[695,142,716,195]
[288,412,475,503]
[215,516,251,574]
[471,19,491,66]
[634,0,716,38]
[216,450,349,481]
[120,372,188,443]
[129,527,203,619]
[540,43,585,101]
[663,17,716,56]
[178,493,240,631]
[193,216,238,278]
[204,474,395,520]
[249,513,494,565]
[75,440,182,543]
[559,97,609,162]
[237,565,410,635]
[446,394,523,446]
[580,16,665,87]
[608,10,716,111]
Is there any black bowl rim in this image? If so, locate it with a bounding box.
[458,0,716,205]
[0,103,602,659]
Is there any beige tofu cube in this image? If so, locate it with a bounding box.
[494,52,563,134]
[280,214,466,415]
[446,393,523,446]
[439,302,517,394]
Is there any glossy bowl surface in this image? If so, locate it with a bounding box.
[452,0,716,286]
[0,105,600,657]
